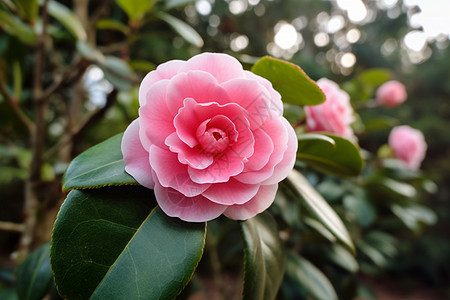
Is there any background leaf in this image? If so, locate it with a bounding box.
[0,10,37,44]
[285,252,338,300]
[47,0,87,41]
[115,0,158,21]
[297,133,364,177]
[15,243,53,300]
[156,12,204,47]
[251,56,325,106]
[287,170,354,252]
[240,211,285,300]
[62,133,137,191]
[51,186,206,299]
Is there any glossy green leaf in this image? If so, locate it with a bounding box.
[325,244,359,273]
[0,10,37,44]
[297,134,364,177]
[287,170,354,252]
[156,12,204,47]
[380,178,417,199]
[251,56,325,106]
[303,217,336,243]
[240,211,285,300]
[115,0,158,21]
[51,186,206,300]
[298,133,335,146]
[96,19,130,35]
[360,68,392,86]
[164,0,195,10]
[62,133,137,191]
[100,56,137,91]
[16,243,53,300]
[76,40,105,62]
[48,0,87,41]
[285,252,338,300]
[391,204,437,234]
[12,0,38,22]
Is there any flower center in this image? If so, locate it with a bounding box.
[196,115,238,154]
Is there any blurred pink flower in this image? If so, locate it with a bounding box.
[121,53,298,222]
[389,125,427,170]
[376,80,407,107]
[304,78,355,138]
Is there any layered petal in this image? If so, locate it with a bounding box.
[139,60,185,106]
[121,119,155,189]
[150,145,210,197]
[165,132,214,170]
[139,80,174,148]
[188,150,245,184]
[221,78,272,129]
[234,110,289,184]
[166,71,231,116]
[179,52,245,83]
[154,177,227,222]
[262,118,298,185]
[223,184,278,220]
[202,179,260,205]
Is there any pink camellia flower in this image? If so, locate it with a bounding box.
[376,80,407,107]
[121,53,298,222]
[304,78,354,138]
[389,125,427,170]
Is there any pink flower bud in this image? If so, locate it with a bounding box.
[304,78,355,138]
[389,125,427,170]
[376,80,407,107]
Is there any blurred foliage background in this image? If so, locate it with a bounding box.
[0,0,449,299]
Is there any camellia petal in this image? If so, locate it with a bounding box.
[166,71,231,116]
[262,118,298,185]
[223,184,279,220]
[201,179,260,205]
[139,60,185,106]
[121,119,155,189]
[139,80,174,149]
[179,52,244,84]
[242,128,274,172]
[150,145,210,197]
[154,177,227,222]
[165,132,214,170]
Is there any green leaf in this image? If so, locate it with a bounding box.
[251,56,325,106]
[391,204,437,234]
[285,252,338,300]
[96,19,130,35]
[16,243,53,300]
[11,0,38,22]
[240,211,285,300]
[380,178,417,199]
[164,0,195,10]
[76,40,105,62]
[156,12,204,47]
[297,134,364,177]
[51,186,206,300]
[298,133,335,146]
[360,68,392,86]
[47,0,87,41]
[100,56,137,91]
[115,0,159,21]
[325,244,359,273]
[0,10,37,44]
[62,133,137,191]
[287,170,354,252]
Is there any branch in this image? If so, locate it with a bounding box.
[0,80,34,133]
[0,221,25,233]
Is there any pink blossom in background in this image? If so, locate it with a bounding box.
[389,125,427,170]
[121,53,298,222]
[376,80,407,107]
[304,78,355,139]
